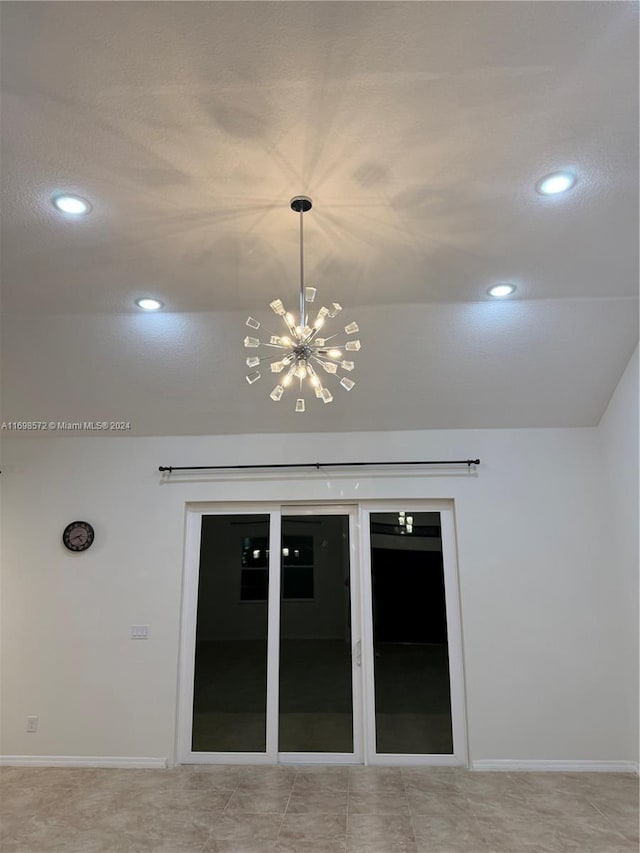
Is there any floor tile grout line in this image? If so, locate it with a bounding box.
[584,793,630,830]
[402,768,420,849]
[279,765,350,850]
[195,776,238,850]
[221,780,240,814]
[346,765,351,846]
[276,766,298,839]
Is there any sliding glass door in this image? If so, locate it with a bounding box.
[191,513,272,754]
[279,509,359,760]
[367,511,453,755]
[182,505,362,763]
[179,501,465,765]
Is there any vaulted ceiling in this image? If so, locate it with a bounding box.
[1,2,637,435]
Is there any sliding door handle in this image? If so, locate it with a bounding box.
[354,640,362,667]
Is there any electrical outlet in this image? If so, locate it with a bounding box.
[130,625,149,639]
[27,716,38,733]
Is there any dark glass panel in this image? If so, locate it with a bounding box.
[370,511,453,754]
[192,514,269,752]
[279,515,353,752]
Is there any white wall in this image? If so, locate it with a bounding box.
[598,346,639,763]
[0,424,635,764]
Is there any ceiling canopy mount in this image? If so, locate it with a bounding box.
[290,195,312,213]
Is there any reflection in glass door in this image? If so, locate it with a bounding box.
[279,514,354,755]
[368,511,454,755]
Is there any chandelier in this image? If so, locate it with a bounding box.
[244,196,361,413]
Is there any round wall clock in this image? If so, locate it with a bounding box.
[62,521,95,552]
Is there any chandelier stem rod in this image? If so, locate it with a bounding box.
[299,208,305,329]
[159,459,481,473]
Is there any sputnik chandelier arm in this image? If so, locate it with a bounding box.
[243,196,361,413]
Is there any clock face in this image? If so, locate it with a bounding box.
[62,521,95,552]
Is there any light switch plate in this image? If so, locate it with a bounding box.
[130,625,149,639]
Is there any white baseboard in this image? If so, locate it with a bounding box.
[472,759,638,775]
[0,756,168,769]
[1,756,636,775]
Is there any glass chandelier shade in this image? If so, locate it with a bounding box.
[243,196,361,412]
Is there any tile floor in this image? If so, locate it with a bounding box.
[0,765,637,853]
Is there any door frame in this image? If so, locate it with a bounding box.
[278,504,363,765]
[176,499,467,767]
[176,503,281,764]
[359,501,468,766]
[176,501,364,765]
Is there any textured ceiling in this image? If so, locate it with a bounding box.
[0,1,638,434]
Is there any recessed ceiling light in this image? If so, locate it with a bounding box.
[135,298,164,311]
[488,283,516,298]
[535,172,577,196]
[52,194,92,215]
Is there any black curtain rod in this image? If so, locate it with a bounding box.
[159,459,480,473]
